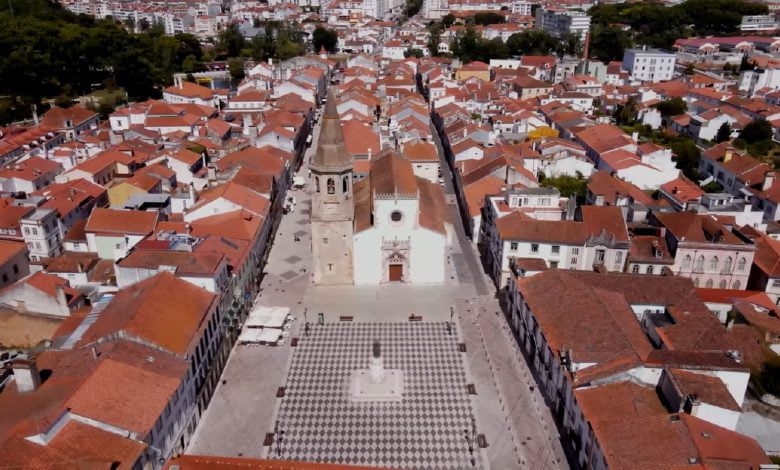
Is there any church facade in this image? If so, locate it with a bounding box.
[310,91,450,285]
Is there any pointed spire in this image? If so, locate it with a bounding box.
[311,88,353,171]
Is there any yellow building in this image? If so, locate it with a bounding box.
[107,173,162,207]
[455,61,491,82]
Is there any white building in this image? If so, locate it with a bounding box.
[21,209,63,262]
[740,15,779,34]
[352,150,451,285]
[310,93,450,285]
[622,47,677,82]
[535,7,591,41]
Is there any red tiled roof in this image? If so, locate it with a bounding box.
[85,208,158,235]
[79,272,216,355]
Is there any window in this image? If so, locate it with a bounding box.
[549,261,558,269]
[596,250,605,262]
[695,255,705,271]
[327,178,335,194]
[646,265,653,274]
[390,211,403,223]
[773,280,780,288]
[723,257,733,272]
[342,176,349,193]
[706,279,714,288]
[682,255,692,269]
[693,278,700,287]
[551,245,560,254]
[737,258,747,271]
[733,280,741,289]
[709,256,719,270]
[632,265,640,273]
[323,237,328,245]
[23,228,29,235]
[315,176,320,193]
[615,252,623,263]
[510,242,518,251]
[719,279,728,288]
[570,257,578,265]
[1,274,6,283]
[531,244,539,253]
[328,263,333,272]
[34,242,40,250]
[12,264,18,274]
[571,247,579,255]
[31,228,38,235]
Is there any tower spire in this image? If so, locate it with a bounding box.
[311,88,353,172]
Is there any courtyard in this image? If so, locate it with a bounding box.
[186,119,567,470]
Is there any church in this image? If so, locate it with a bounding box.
[310,90,451,285]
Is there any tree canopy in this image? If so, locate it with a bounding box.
[588,0,768,53]
[654,97,688,117]
[715,122,732,143]
[0,0,204,123]
[740,118,773,144]
[312,27,338,53]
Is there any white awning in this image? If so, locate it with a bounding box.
[238,328,282,344]
[246,306,290,328]
[293,176,306,186]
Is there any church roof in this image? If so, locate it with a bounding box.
[311,89,353,172]
[353,150,447,235]
[371,149,417,198]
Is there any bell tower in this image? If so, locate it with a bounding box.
[310,88,354,285]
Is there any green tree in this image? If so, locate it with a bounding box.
[427,27,441,56]
[589,25,632,62]
[217,23,246,57]
[228,57,245,82]
[654,97,688,117]
[404,48,424,58]
[671,139,701,179]
[542,173,588,198]
[741,118,772,144]
[506,29,559,56]
[613,98,638,125]
[715,122,732,143]
[441,13,456,28]
[472,12,505,26]
[312,27,338,53]
[404,0,423,17]
[451,27,482,63]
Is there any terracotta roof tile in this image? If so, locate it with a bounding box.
[78,272,216,355]
[85,208,158,235]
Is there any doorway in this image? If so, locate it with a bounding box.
[388,264,403,282]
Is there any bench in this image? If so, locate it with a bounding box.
[339,316,354,322]
[408,315,422,322]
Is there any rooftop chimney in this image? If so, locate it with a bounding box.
[12,359,41,393]
[723,147,734,162]
[763,171,775,191]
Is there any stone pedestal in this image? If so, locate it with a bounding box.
[349,341,403,402]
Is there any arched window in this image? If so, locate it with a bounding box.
[327,178,335,194]
[632,265,640,274]
[710,256,719,270]
[733,280,741,289]
[695,255,705,271]
[646,265,654,274]
[315,176,320,193]
[342,176,349,193]
[724,257,733,272]
[737,257,747,271]
[706,279,714,288]
[682,255,692,269]
[719,279,728,288]
[693,278,699,287]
